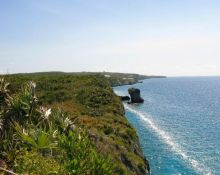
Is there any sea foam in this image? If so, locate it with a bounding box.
[124,104,213,175]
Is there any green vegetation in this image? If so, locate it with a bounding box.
[6,71,165,87]
[0,73,148,175]
[0,78,113,175]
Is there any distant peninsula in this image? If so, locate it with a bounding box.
[9,71,166,86]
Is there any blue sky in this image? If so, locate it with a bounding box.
[1,0,220,76]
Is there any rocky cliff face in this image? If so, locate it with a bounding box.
[128,88,144,103]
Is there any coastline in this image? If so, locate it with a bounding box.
[114,77,218,175]
[2,73,150,175]
[112,79,151,174]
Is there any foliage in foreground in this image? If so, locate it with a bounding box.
[2,73,148,175]
[0,78,113,175]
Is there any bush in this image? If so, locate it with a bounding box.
[14,150,64,175]
[59,131,114,175]
[77,87,113,108]
[103,127,114,135]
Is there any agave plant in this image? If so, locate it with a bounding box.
[0,78,10,132]
[0,80,42,163]
[0,118,4,133]
[10,82,38,120]
[0,78,11,106]
[64,117,76,131]
[37,106,52,128]
[47,108,76,134]
[14,122,58,153]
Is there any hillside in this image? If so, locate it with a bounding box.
[0,73,149,175]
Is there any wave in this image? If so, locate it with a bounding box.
[124,104,213,175]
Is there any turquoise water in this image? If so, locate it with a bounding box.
[114,77,220,175]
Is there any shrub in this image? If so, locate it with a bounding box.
[14,150,64,175]
[59,130,114,175]
[103,127,114,135]
[76,87,113,108]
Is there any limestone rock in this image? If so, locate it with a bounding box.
[128,88,144,103]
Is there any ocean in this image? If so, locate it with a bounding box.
[114,77,220,175]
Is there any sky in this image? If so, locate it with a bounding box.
[0,0,220,76]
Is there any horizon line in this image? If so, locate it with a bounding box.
[1,70,220,78]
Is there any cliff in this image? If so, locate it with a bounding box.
[1,73,149,175]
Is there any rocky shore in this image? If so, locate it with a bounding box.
[120,88,144,104]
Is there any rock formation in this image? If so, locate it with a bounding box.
[128,88,144,103]
[120,96,130,101]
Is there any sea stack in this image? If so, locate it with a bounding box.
[128,88,144,103]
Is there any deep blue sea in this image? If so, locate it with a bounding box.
[114,77,220,175]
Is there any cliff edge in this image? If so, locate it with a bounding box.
[3,73,149,175]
